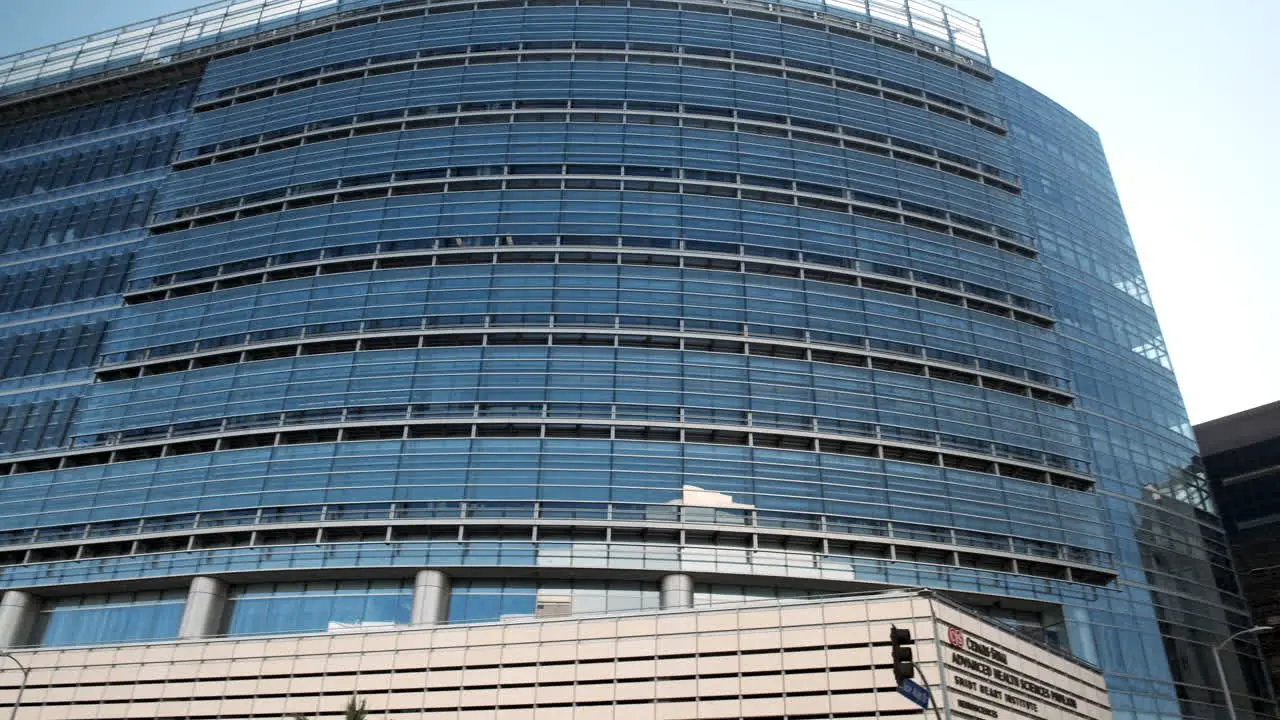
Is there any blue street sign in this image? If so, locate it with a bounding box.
[898,678,930,709]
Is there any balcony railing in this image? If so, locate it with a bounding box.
[0,0,987,99]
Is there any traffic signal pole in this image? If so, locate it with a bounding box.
[890,625,946,720]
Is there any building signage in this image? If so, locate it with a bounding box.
[942,624,1082,717]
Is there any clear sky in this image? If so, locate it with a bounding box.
[1,0,1276,424]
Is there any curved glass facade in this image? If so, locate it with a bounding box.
[0,1,1269,719]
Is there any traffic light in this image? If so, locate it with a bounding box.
[890,626,914,682]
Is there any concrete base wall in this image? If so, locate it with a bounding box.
[0,593,1111,720]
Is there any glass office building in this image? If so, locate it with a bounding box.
[0,0,1267,719]
[1196,402,1280,699]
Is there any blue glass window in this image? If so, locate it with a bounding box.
[221,580,412,636]
[31,590,186,647]
[448,580,659,623]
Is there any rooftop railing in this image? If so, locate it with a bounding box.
[0,0,349,98]
[0,0,987,100]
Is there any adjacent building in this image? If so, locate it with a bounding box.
[0,589,1114,720]
[0,1,1266,719]
[1196,401,1280,697]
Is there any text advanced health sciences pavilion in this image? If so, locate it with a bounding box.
[0,0,1266,718]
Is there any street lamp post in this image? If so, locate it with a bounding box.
[0,653,27,720]
[0,652,27,720]
[1212,625,1272,720]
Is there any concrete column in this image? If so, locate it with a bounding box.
[0,590,38,649]
[660,573,694,609]
[412,569,451,625]
[178,576,229,640]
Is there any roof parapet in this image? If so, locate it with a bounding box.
[0,0,987,101]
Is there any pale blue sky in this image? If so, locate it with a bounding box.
[1,0,1276,423]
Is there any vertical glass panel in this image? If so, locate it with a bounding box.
[32,590,185,647]
[446,580,660,623]
[222,580,412,636]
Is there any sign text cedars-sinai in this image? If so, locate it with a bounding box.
[945,626,1080,711]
